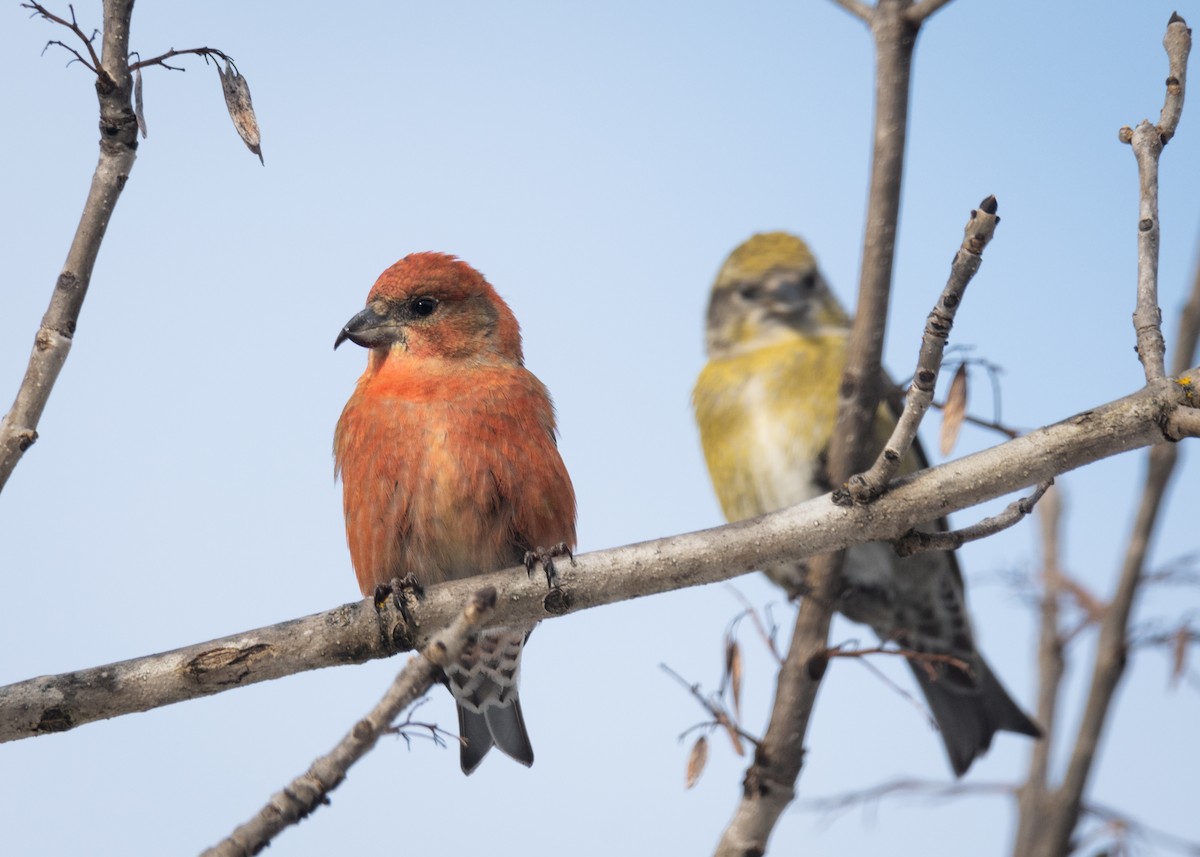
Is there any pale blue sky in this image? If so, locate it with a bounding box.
[2,2,1197,855]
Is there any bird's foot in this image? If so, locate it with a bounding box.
[373,573,425,626]
[523,542,575,590]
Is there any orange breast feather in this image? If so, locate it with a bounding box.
[335,357,576,594]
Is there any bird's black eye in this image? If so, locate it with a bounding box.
[738,285,762,301]
[410,296,439,317]
[798,273,817,292]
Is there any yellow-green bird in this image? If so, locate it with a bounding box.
[692,231,1040,777]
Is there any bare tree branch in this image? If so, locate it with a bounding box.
[201,587,497,857]
[129,46,236,73]
[0,1,138,494]
[849,196,999,502]
[1041,389,1190,857]
[2,3,254,494]
[823,643,971,680]
[1171,239,1200,377]
[930,400,1021,440]
[661,664,758,758]
[905,0,957,25]
[1016,19,1197,857]
[1,371,1194,746]
[727,590,785,665]
[830,0,872,23]
[894,478,1052,556]
[1158,12,1192,144]
[1083,799,1200,856]
[1013,484,1066,854]
[24,3,103,74]
[800,779,1200,857]
[800,777,1016,816]
[1120,14,1192,383]
[715,2,925,852]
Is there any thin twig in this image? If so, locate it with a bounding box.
[798,778,1200,856]
[726,588,785,664]
[823,642,973,680]
[847,648,938,728]
[1129,625,1200,650]
[799,777,1016,816]
[660,664,761,754]
[23,3,103,75]
[384,700,459,751]
[129,46,236,73]
[893,478,1051,556]
[1081,800,1200,857]
[928,403,1020,439]
[1158,12,1191,144]
[42,38,95,71]
[822,641,975,721]
[200,587,497,857]
[848,197,1001,503]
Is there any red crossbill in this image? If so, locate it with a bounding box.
[334,252,577,774]
[693,232,1040,776]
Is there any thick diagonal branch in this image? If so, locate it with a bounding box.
[0,367,1195,746]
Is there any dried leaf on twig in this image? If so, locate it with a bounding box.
[725,637,743,720]
[217,60,263,164]
[1171,624,1189,689]
[686,735,709,788]
[721,717,746,757]
[940,363,968,455]
[133,66,147,138]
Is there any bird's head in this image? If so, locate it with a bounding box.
[704,231,850,358]
[335,252,523,364]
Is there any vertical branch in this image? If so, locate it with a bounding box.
[1013,485,1066,855]
[1126,118,1167,381]
[1121,14,1192,383]
[0,0,140,493]
[1033,432,1182,857]
[1019,19,1194,856]
[833,0,916,473]
[714,1,922,853]
[1169,238,1200,378]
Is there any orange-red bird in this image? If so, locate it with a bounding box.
[334,252,577,774]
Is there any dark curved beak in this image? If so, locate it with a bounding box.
[334,306,397,350]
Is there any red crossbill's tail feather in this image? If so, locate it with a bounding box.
[457,705,496,775]
[457,696,535,775]
[910,655,1043,777]
[447,627,535,775]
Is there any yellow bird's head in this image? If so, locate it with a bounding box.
[704,231,850,359]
